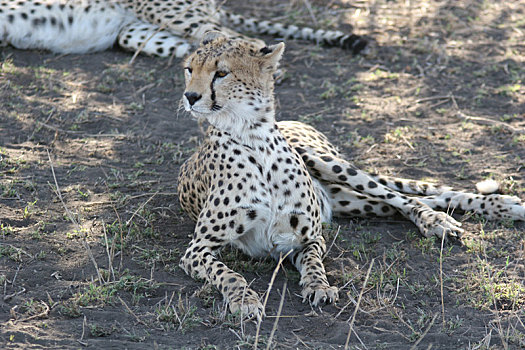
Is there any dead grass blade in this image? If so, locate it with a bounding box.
[266,280,287,350]
[344,258,374,349]
[254,250,291,350]
[409,313,438,350]
[47,149,103,284]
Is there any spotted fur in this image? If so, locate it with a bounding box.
[0,0,367,57]
[177,33,525,319]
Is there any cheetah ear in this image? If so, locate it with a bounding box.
[258,42,285,72]
[201,31,227,46]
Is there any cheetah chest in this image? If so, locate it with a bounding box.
[208,134,324,259]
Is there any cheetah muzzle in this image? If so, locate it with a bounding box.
[177,32,525,320]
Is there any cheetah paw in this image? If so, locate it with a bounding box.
[418,210,464,238]
[228,291,264,321]
[301,285,339,306]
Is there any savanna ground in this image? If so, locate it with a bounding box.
[1,0,525,349]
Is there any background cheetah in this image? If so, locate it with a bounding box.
[0,0,367,57]
[177,32,525,319]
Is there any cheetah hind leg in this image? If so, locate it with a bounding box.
[117,21,192,58]
[326,184,397,217]
[279,122,461,238]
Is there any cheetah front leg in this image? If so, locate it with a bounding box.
[179,229,264,320]
[291,238,339,306]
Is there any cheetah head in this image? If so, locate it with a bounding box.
[182,32,284,136]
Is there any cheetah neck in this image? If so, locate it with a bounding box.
[207,99,277,148]
[209,107,289,164]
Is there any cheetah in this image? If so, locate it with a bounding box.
[177,32,525,320]
[0,0,367,57]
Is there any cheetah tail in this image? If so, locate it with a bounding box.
[219,10,368,55]
[368,175,453,196]
[370,175,502,196]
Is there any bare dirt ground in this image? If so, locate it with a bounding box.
[1,0,524,349]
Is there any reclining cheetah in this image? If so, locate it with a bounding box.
[0,0,367,57]
[178,32,525,319]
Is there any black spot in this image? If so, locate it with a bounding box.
[332,165,342,173]
[290,216,299,229]
[248,210,257,220]
[364,205,373,212]
[347,168,358,176]
[339,201,350,206]
[368,181,378,188]
[330,187,341,194]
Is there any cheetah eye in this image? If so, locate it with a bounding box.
[214,70,228,79]
[185,67,192,74]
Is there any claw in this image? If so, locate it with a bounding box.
[301,285,339,306]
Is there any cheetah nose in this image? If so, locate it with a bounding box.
[184,92,202,106]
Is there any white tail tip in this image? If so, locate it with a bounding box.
[476,179,500,194]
